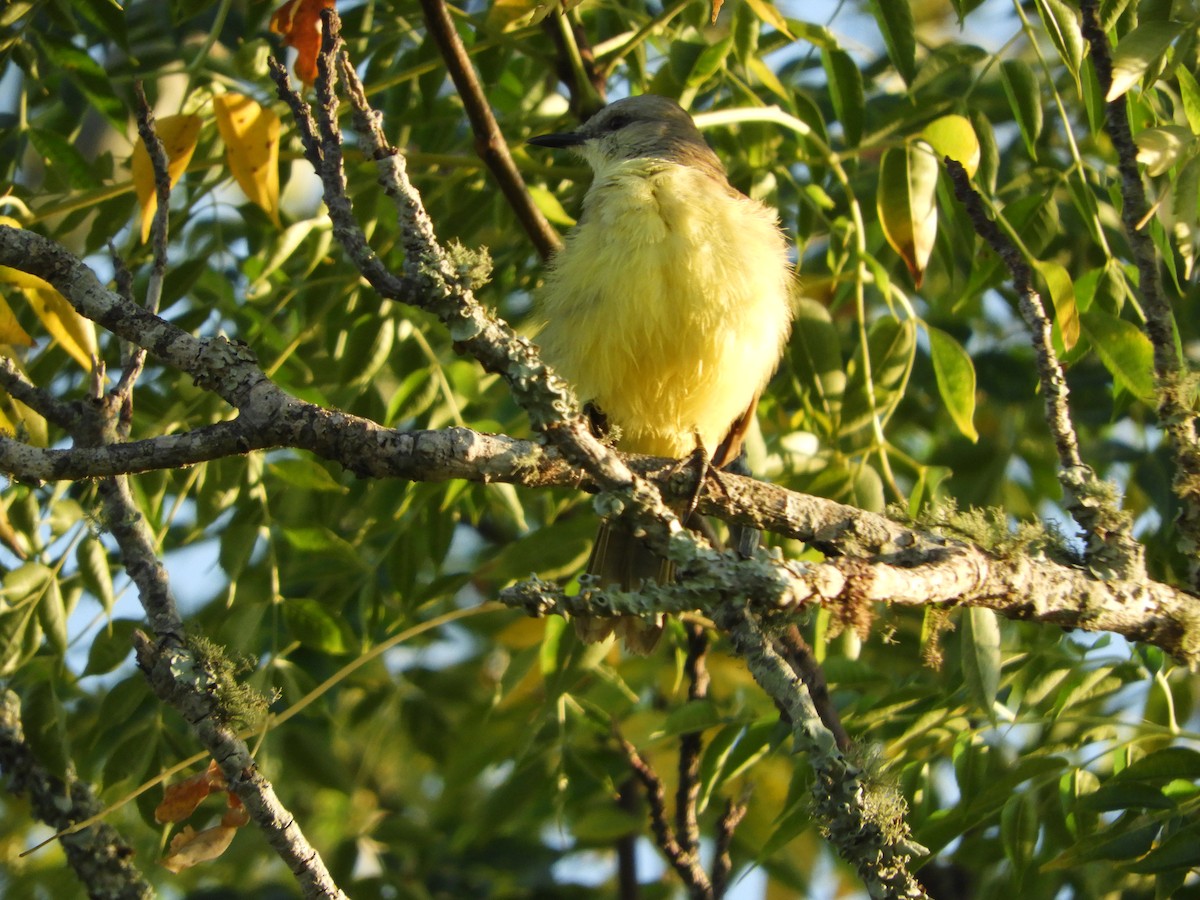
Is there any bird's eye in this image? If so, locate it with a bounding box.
[604,113,631,132]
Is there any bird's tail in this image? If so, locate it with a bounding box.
[573,522,671,654]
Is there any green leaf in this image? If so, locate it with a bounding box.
[1177,64,1200,134]
[267,458,348,493]
[1128,824,1200,873]
[1036,260,1081,350]
[1045,818,1160,868]
[36,576,68,656]
[1001,59,1043,159]
[926,325,978,442]
[866,0,916,85]
[687,35,733,87]
[66,0,128,51]
[526,184,575,228]
[1111,747,1200,783]
[961,607,1000,715]
[877,142,939,286]
[1169,154,1200,279]
[822,47,864,147]
[27,128,102,190]
[76,536,114,614]
[84,618,140,675]
[1106,20,1185,101]
[1035,0,1084,85]
[1001,791,1039,875]
[658,699,724,738]
[1079,309,1156,400]
[1134,125,1194,177]
[284,598,351,654]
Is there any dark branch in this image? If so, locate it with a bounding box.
[413,1,561,260]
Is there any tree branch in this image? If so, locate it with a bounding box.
[720,609,930,900]
[944,157,1144,582]
[0,690,153,900]
[411,1,561,260]
[617,733,713,898]
[1079,0,1200,582]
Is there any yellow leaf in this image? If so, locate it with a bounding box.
[131,113,202,243]
[22,286,98,371]
[920,114,980,179]
[877,141,939,287]
[213,94,281,226]
[0,292,34,347]
[742,0,794,38]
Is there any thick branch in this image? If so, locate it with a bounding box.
[502,541,1200,666]
[0,690,153,900]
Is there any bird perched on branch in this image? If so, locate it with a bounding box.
[529,94,794,652]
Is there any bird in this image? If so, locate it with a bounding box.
[528,94,794,653]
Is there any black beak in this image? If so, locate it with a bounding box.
[527,131,588,149]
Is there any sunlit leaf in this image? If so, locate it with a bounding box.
[1034,0,1084,86]
[161,824,238,873]
[131,113,202,243]
[877,141,939,286]
[1169,155,1200,279]
[1106,20,1185,101]
[1079,309,1156,400]
[1036,260,1081,350]
[0,293,34,347]
[1135,125,1195,178]
[742,0,793,39]
[213,93,281,226]
[921,114,980,177]
[1177,64,1200,134]
[22,286,98,371]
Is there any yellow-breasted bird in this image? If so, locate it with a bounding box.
[528,95,794,652]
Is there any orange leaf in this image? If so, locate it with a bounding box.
[221,793,251,828]
[155,761,226,824]
[214,93,282,225]
[161,824,238,873]
[270,0,336,86]
[131,114,202,243]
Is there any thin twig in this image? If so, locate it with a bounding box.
[413,0,561,259]
[116,85,171,419]
[542,11,605,120]
[712,796,748,898]
[1079,0,1200,582]
[675,624,709,860]
[618,734,713,898]
[944,157,1144,582]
